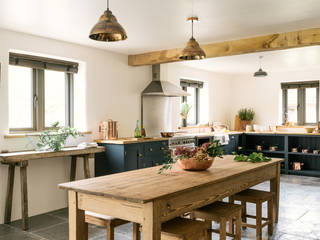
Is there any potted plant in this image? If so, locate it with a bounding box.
[180,102,192,127]
[158,140,224,173]
[238,108,255,131]
[37,122,82,151]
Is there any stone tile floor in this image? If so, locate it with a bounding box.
[0,175,320,239]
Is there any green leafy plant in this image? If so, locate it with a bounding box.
[238,108,255,121]
[37,122,82,151]
[233,152,271,163]
[158,140,224,174]
[180,102,192,120]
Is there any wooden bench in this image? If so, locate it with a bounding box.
[229,189,274,240]
[0,146,105,230]
[193,201,242,240]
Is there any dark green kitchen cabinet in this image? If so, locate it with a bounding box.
[95,140,169,176]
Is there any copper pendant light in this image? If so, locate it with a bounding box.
[89,0,127,42]
[179,17,206,60]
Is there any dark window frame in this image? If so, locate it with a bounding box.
[9,53,77,132]
[282,81,319,125]
[181,79,203,125]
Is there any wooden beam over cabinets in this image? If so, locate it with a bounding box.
[128,28,320,66]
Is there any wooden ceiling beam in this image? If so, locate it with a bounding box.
[128,28,320,66]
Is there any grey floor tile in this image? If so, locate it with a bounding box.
[9,213,66,232]
[0,224,20,237]
[47,208,68,220]
[0,231,43,240]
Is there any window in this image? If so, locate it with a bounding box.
[181,79,203,125]
[9,53,78,132]
[282,81,319,125]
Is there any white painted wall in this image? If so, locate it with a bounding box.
[228,69,320,129]
[164,63,232,129]
[0,28,150,223]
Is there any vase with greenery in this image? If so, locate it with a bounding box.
[37,122,82,151]
[158,140,224,173]
[238,108,255,130]
[180,102,192,127]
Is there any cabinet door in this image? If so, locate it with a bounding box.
[124,144,139,171]
[144,141,169,166]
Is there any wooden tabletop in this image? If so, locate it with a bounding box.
[0,146,105,163]
[59,155,283,204]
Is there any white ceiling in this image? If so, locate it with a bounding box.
[179,46,320,74]
[1,0,320,55]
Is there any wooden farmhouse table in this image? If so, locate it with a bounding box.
[0,146,105,230]
[59,155,282,240]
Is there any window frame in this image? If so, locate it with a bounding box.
[181,79,203,126]
[282,81,319,125]
[9,67,74,132]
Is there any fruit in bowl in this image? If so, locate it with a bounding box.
[158,140,224,173]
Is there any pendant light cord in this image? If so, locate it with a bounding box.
[191,19,194,38]
[107,0,109,10]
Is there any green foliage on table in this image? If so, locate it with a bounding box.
[238,108,255,121]
[206,140,224,158]
[233,152,271,163]
[37,122,82,152]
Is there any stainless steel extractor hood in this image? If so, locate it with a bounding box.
[142,64,190,97]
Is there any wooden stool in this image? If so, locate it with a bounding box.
[192,201,242,240]
[85,211,140,240]
[229,189,274,240]
[161,217,210,240]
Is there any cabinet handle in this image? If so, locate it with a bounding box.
[160,147,164,150]
[149,148,153,152]
[138,153,143,157]
[125,151,127,156]
[231,136,235,139]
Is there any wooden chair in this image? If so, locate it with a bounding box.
[85,211,140,240]
[160,217,211,240]
[229,189,274,240]
[192,201,242,240]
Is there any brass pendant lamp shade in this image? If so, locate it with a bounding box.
[179,17,206,60]
[89,0,127,42]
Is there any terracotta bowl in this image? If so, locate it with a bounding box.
[177,157,214,171]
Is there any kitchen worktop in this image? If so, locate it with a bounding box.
[95,131,243,144]
[244,131,320,135]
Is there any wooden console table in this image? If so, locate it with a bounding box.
[0,146,105,230]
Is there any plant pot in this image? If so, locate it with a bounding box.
[240,120,252,131]
[177,157,214,171]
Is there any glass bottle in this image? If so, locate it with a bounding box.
[141,124,146,137]
[134,120,141,138]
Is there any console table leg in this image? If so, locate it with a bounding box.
[70,156,77,181]
[20,161,29,230]
[83,155,90,179]
[4,164,15,224]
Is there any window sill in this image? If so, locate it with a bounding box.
[4,131,92,139]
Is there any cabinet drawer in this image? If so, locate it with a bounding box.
[145,141,169,155]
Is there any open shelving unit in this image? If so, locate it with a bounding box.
[241,133,320,177]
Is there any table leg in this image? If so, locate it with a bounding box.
[270,163,280,223]
[4,164,15,224]
[70,156,77,181]
[83,155,90,179]
[20,161,29,230]
[68,191,87,240]
[142,202,161,240]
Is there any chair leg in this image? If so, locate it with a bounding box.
[205,220,212,240]
[107,224,115,240]
[241,201,247,229]
[256,202,262,240]
[133,223,140,240]
[219,218,227,240]
[268,198,274,236]
[228,218,234,235]
[235,210,242,240]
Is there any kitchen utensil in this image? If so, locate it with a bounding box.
[269,146,278,151]
[293,162,304,171]
[302,149,309,154]
[256,145,262,151]
[161,132,175,138]
[108,119,119,140]
[246,125,253,132]
[313,150,319,154]
[98,121,108,140]
[291,148,298,152]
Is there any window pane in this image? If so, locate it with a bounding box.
[9,65,33,129]
[45,70,66,127]
[305,88,317,123]
[287,89,298,123]
[186,87,196,125]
